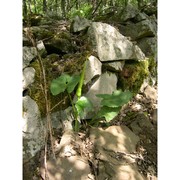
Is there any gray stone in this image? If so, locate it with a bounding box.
[134,12,149,22]
[84,55,102,85]
[22,67,35,90]
[23,46,37,68]
[23,35,31,46]
[23,96,45,161]
[85,72,117,115]
[70,16,91,33]
[103,61,125,72]
[88,22,145,61]
[144,85,157,101]
[130,113,154,135]
[137,37,157,57]
[37,40,47,56]
[44,35,75,54]
[120,4,139,22]
[119,18,157,40]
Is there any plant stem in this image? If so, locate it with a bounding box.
[68,93,79,132]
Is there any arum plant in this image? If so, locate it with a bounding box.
[91,89,133,125]
[50,59,133,131]
[50,60,92,132]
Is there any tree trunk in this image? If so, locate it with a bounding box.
[61,0,66,19]
[43,0,47,13]
[23,0,27,17]
[33,0,37,13]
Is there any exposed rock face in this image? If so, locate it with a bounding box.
[23,96,45,161]
[137,37,157,57]
[103,61,125,72]
[90,126,144,180]
[84,55,102,85]
[88,22,145,61]
[70,16,91,33]
[41,156,91,180]
[119,17,157,40]
[85,72,117,115]
[23,46,37,68]
[23,67,35,90]
[120,4,139,22]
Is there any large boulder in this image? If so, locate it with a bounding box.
[88,22,145,61]
[70,16,92,33]
[23,96,45,162]
[137,37,157,58]
[44,31,76,55]
[90,126,144,180]
[120,4,139,22]
[119,17,157,40]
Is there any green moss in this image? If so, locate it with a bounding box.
[118,59,149,94]
[29,51,91,117]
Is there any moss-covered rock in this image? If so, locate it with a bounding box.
[44,31,77,55]
[118,59,149,94]
[29,51,91,117]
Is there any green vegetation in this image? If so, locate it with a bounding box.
[23,0,156,22]
[50,60,133,131]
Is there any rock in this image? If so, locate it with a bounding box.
[85,72,117,116]
[22,67,35,90]
[23,34,31,46]
[23,96,45,161]
[37,40,47,56]
[119,17,157,40]
[90,126,144,180]
[98,161,145,180]
[70,16,91,33]
[84,55,102,85]
[144,85,157,101]
[88,22,145,61]
[41,121,91,180]
[44,32,76,54]
[103,61,125,72]
[137,37,157,58]
[23,46,37,68]
[130,113,154,135]
[90,125,139,153]
[41,156,91,180]
[29,26,54,41]
[120,4,139,22]
[134,12,149,22]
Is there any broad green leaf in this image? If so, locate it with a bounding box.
[97,106,120,122]
[75,96,93,118]
[67,75,80,93]
[50,73,71,95]
[96,90,132,108]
